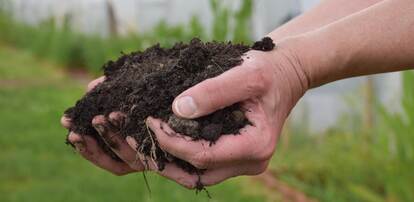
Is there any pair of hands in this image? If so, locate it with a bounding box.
[61,46,309,189]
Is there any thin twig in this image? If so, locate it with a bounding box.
[145,121,159,170]
[211,59,224,73]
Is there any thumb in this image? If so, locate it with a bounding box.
[172,58,269,119]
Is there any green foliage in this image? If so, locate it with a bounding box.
[401,72,414,127]
[0,13,188,73]
[48,22,85,67]
[233,0,253,43]
[375,71,414,202]
[272,71,414,202]
[209,0,253,42]
[210,0,231,41]
[0,0,254,73]
[148,20,192,47]
[189,15,206,40]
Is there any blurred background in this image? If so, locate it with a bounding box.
[0,0,413,201]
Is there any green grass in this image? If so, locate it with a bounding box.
[0,45,267,202]
[0,45,62,80]
[271,72,414,202]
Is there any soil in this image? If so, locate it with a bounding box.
[251,36,275,51]
[65,37,275,177]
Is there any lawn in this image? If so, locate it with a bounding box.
[0,45,268,202]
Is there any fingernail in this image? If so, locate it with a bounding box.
[174,96,197,118]
[145,117,154,127]
[94,124,106,136]
[126,136,138,149]
[109,113,125,128]
[73,142,85,152]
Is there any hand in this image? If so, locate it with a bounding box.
[143,45,309,187]
[61,76,137,175]
[61,77,200,188]
[61,43,309,189]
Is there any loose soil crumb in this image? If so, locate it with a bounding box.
[251,37,275,51]
[65,37,275,178]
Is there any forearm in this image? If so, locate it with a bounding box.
[269,0,383,42]
[286,0,414,88]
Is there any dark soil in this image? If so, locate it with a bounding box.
[252,36,275,51]
[65,37,275,176]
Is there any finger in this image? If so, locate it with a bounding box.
[172,51,271,118]
[60,115,72,129]
[87,76,105,92]
[92,114,145,171]
[160,163,200,189]
[157,162,265,189]
[125,137,154,170]
[200,161,269,187]
[139,156,199,189]
[108,111,126,129]
[126,136,200,189]
[68,132,135,176]
[147,114,274,169]
[127,133,263,189]
[126,136,139,151]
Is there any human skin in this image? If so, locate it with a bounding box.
[61,0,414,188]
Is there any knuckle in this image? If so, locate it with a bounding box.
[190,150,212,169]
[200,78,223,106]
[201,78,217,93]
[245,66,270,94]
[255,145,274,162]
[251,130,276,162]
[196,78,219,100]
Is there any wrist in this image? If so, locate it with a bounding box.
[262,37,311,106]
[275,32,348,88]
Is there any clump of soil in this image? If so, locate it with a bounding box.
[252,36,275,51]
[64,37,275,176]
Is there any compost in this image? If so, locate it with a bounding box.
[65,37,275,176]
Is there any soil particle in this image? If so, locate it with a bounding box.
[251,37,275,51]
[167,115,200,136]
[65,37,275,176]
